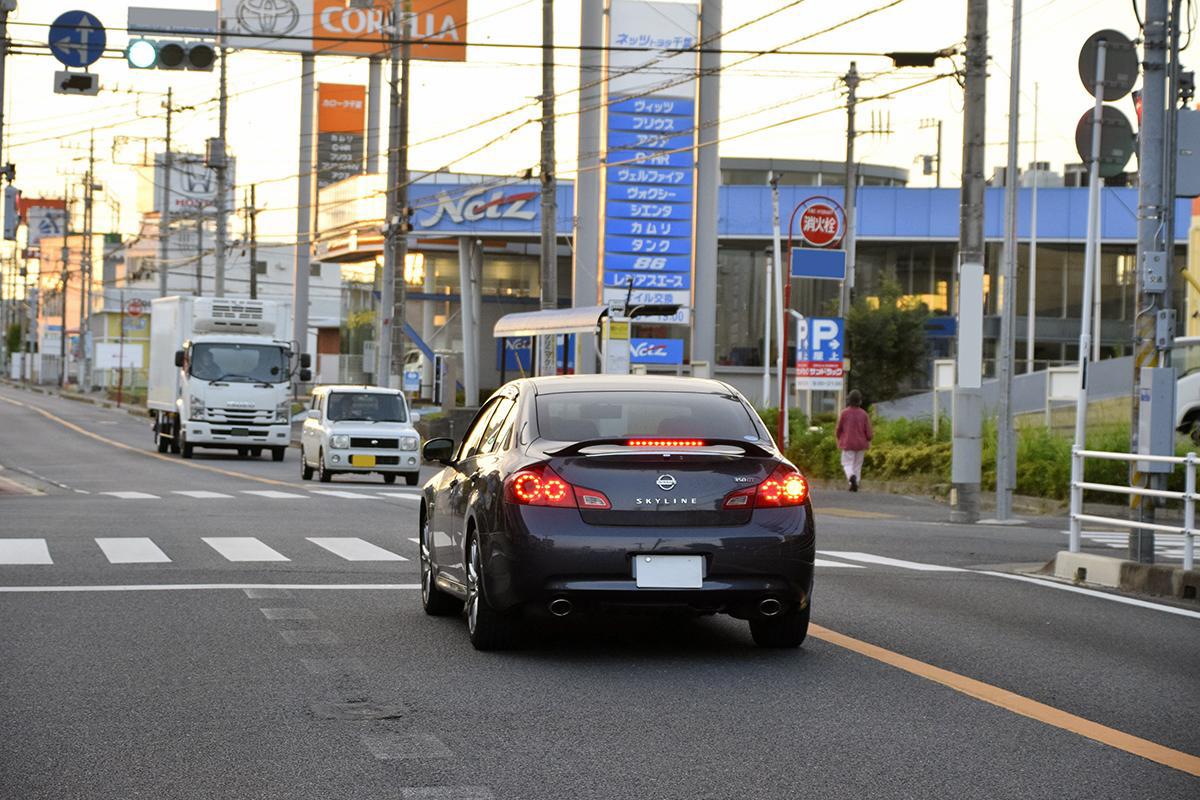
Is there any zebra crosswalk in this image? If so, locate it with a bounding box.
[0,536,411,566]
[1067,530,1194,562]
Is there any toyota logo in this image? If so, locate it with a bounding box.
[656,474,677,492]
[236,0,300,37]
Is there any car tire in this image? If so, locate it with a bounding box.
[317,450,332,483]
[420,514,461,617]
[405,473,419,486]
[271,447,286,462]
[382,473,397,484]
[749,602,810,648]
[301,455,313,480]
[465,536,520,651]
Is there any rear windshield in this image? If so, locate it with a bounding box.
[535,391,760,441]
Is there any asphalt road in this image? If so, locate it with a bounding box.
[1,383,1197,799]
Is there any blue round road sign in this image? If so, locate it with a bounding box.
[49,11,107,69]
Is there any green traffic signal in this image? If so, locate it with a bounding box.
[126,38,157,69]
[124,38,215,71]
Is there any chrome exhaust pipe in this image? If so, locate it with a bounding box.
[548,598,573,617]
[758,598,783,617]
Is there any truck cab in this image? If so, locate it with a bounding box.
[149,297,310,460]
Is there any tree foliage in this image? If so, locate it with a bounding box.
[845,277,930,404]
[5,323,19,357]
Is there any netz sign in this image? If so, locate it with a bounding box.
[415,185,538,230]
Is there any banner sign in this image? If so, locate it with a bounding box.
[790,248,847,281]
[21,199,67,248]
[217,0,467,61]
[497,335,576,372]
[317,83,365,189]
[601,0,698,328]
[795,317,845,390]
[630,338,684,365]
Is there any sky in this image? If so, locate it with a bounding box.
[2,0,1194,241]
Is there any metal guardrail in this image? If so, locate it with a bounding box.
[1069,447,1195,571]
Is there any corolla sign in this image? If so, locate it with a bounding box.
[630,338,683,365]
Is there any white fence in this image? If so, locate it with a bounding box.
[1069,447,1196,570]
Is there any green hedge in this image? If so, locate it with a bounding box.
[759,408,1193,500]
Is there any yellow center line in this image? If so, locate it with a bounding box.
[818,507,894,519]
[0,394,295,488]
[809,624,1200,778]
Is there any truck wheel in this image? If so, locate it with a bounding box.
[237,447,249,458]
[271,447,286,462]
[156,434,169,453]
[318,450,332,482]
[181,438,194,459]
[250,448,263,458]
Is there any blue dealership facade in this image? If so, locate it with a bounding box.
[314,159,1194,401]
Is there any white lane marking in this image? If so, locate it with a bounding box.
[814,558,865,569]
[379,492,422,501]
[398,789,494,800]
[817,551,966,572]
[361,733,453,759]
[74,489,90,495]
[95,537,171,564]
[242,490,308,499]
[172,490,234,499]
[202,537,290,562]
[0,539,53,565]
[100,491,159,500]
[978,571,1200,620]
[280,629,340,645]
[244,588,293,599]
[260,607,317,620]
[0,583,421,593]
[307,537,407,562]
[407,537,420,545]
[309,490,380,500]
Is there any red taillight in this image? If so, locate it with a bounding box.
[626,439,705,448]
[504,464,611,509]
[722,463,809,509]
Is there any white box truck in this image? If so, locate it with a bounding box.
[148,296,311,460]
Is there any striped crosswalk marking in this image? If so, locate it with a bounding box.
[309,490,379,500]
[241,490,307,499]
[96,537,171,564]
[814,558,864,569]
[0,539,53,565]
[307,537,407,562]
[202,537,290,562]
[101,491,159,500]
[172,491,234,499]
[379,492,421,501]
[817,551,965,572]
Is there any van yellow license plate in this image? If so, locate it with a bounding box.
[350,455,376,467]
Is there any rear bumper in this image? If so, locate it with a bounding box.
[479,504,815,616]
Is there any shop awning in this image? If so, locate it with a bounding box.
[492,306,609,338]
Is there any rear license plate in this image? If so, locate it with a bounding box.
[231,428,249,437]
[350,454,376,467]
[633,555,704,589]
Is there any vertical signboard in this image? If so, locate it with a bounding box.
[601,0,698,348]
[18,198,67,250]
[795,317,845,390]
[317,83,366,189]
[216,0,468,61]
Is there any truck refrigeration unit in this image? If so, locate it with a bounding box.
[148,296,311,461]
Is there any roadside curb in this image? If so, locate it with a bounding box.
[1043,551,1200,605]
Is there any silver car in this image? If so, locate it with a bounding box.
[300,386,422,485]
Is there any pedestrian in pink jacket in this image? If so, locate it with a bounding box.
[835,390,873,492]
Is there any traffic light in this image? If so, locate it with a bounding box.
[126,38,216,71]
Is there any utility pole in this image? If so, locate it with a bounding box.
[248,184,258,300]
[60,185,70,388]
[840,62,859,320]
[1130,0,1172,563]
[159,88,173,298]
[80,129,95,389]
[195,215,203,296]
[920,118,943,186]
[994,0,1022,520]
[952,0,988,524]
[213,39,229,298]
[0,1,14,183]
[377,0,412,387]
[1026,83,1039,373]
[538,0,558,377]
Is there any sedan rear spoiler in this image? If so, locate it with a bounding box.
[544,437,775,458]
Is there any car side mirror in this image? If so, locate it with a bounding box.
[299,368,312,382]
[422,437,455,465]
[174,349,185,367]
[409,411,421,424]
[300,353,312,369]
